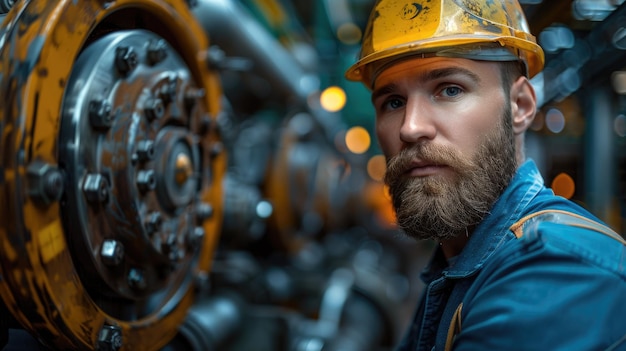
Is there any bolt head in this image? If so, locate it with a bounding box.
[145,211,163,234]
[187,226,205,249]
[196,203,214,222]
[101,239,124,266]
[83,174,110,203]
[136,170,156,192]
[88,100,114,130]
[136,140,155,161]
[115,46,138,76]
[27,161,64,205]
[159,76,178,104]
[147,39,168,65]
[144,98,165,121]
[97,325,122,351]
[127,268,147,290]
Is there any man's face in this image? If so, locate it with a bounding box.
[372,57,517,241]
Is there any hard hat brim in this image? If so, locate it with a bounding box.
[346,35,544,89]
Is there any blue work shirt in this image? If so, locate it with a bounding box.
[397,160,626,351]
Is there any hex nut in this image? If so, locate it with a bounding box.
[89,99,114,130]
[144,98,165,121]
[159,76,178,104]
[83,174,110,203]
[115,46,138,76]
[145,211,163,234]
[136,140,155,162]
[136,170,156,192]
[96,325,122,351]
[196,202,214,222]
[101,239,124,267]
[27,161,64,205]
[187,226,205,249]
[127,268,147,290]
[147,39,168,65]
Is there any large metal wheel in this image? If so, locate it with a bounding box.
[0,0,225,350]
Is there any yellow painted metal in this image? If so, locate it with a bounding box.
[0,0,224,349]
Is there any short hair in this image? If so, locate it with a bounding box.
[500,61,526,96]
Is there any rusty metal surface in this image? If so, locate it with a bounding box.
[0,0,224,350]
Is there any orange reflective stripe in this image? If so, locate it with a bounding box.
[445,303,463,351]
[509,209,625,245]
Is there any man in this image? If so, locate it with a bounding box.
[346,0,626,350]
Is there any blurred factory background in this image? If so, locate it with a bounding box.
[0,0,624,350]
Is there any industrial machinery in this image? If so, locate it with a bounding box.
[0,0,421,350]
[0,0,226,349]
[1,0,624,350]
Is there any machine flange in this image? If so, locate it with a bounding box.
[0,1,225,350]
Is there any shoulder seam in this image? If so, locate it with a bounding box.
[509,209,625,245]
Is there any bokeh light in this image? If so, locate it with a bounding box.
[539,25,575,53]
[337,22,362,45]
[611,71,626,94]
[551,172,576,199]
[367,154,386,182]
[546,108,566,134]
[345,126,371,154]
[320,86,347,112]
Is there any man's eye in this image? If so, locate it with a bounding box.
[440,86,463,98]
[382,98,404,111]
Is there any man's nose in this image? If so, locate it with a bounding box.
[399,96,437,143]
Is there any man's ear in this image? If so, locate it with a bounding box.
[510,76,537,135]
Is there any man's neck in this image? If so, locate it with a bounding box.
[439,229,472,260]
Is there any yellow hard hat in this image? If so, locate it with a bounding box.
[346,0,545,88]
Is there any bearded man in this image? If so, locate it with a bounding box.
[346,1,626,350]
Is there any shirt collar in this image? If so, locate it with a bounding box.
[421,160,545,282]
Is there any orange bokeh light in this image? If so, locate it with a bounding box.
[551,172,575,199]
[345,126,371,154]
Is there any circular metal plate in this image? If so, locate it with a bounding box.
[0,1,225,350]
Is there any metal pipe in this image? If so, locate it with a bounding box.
[192,0,319,103]
[532,2,626,107]
[164,293,245,351]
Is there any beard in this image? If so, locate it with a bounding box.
[383,108,517,241]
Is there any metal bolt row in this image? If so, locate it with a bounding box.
[80,39,223,306]
[114,41,171,75]
[87,42,171,131]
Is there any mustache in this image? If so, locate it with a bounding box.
[384,143,473,186]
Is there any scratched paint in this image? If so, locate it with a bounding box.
[37,219,65,264]
[0,0,226,349]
